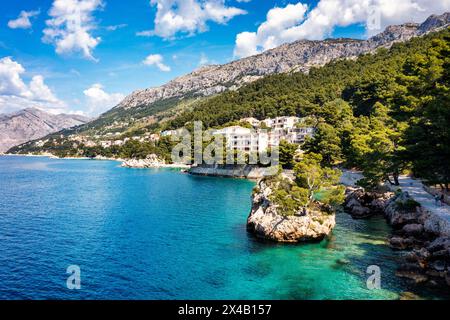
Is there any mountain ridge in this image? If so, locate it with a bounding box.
[0,108,90,153]
[115,12,450,111]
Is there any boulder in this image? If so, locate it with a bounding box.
[402,224,424,236]
[247,179,336,243]
[389,236,415,250]
[247,207,336,243]
[348,204,372,219]
[344,188,393,219]
[427,237,450,253]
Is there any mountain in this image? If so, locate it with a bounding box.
[116,12,450,111]
[62,12,450,139]
[0,108,90,153]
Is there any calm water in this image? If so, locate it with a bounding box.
[0,156,446,300]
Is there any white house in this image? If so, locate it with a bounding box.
[241,117,261,127]
[213,126,269,153]
[263,116,300,130]
[286,127,315,144]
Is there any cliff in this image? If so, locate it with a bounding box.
[247,177,335,243]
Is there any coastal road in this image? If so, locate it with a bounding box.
[396,176,450,224]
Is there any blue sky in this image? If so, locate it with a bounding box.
[0,0,448,116]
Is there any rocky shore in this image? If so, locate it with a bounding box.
[121,155,190,169]
[247,178,335,243]
[345,187,450,287]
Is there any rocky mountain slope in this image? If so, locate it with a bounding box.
[117,13,450,110]
[0,108,89,152]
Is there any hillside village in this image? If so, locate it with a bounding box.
[27,116,315,160]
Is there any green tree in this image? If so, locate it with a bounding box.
[350,102,407,188]
[278,140,298,169]
[402,37,450,190]
[294,153,342,206]
[304,122,342,167]
[270,186,309,216]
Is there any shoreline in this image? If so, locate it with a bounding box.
[1,153,191,169]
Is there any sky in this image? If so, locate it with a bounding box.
[1,0,449,116]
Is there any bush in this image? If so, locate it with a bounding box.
[396,198,421,212]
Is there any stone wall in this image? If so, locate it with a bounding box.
[188,164,278,180]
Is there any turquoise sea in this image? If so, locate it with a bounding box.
[0,156,447,300]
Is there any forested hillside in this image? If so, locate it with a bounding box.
[163,28,449,190]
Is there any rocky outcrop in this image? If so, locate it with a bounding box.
[344,187,393,219]
[247,178,335,243]
[121,154,166,168]
[121,155,190,169]
[396,237,450,286]
[0,108,89,153]
[115,13,450,111]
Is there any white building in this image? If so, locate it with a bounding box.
[113,140,124,146]
[263,116,300,130]
[100,141,112,148]
[161,130,178,137]
[213,126,269,153]
[211,117,314,153]
[286,127,315,145]
[241,117,261,127]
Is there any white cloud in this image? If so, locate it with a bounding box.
[8,10,40,29]
[234,0,450,58]
[234,2,308,58]
[105,24,127,31]
[138,0,246,39]
[83,84,125,116]
[143,54,171,72]
[0,57,67,114]
[43,0,104,61]
[0,57,31,98]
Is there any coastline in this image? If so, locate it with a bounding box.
[1,153,191,169]
[343,173,450,288]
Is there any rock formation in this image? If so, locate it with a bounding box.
[247,178,335,243]
[121,154,166,168]
[188,164,278,180]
